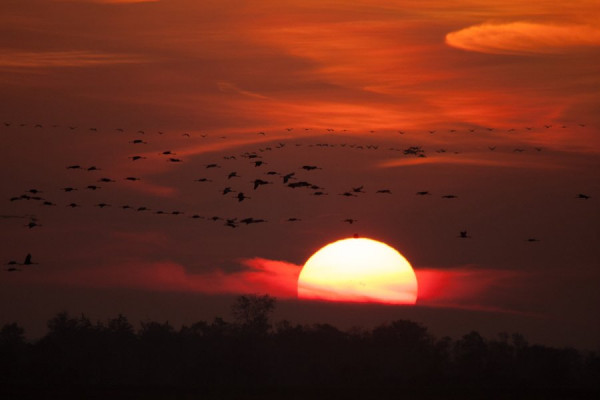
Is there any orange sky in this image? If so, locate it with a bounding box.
[1,0,599,348]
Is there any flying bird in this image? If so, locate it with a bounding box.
[282,173,295,184]
[253,179,271,190]
[288,181,312,189]
[240,217,266,225]
[459,231,470,239]
[301,165,321,171]
[222,187,235,195]
[237,193,250,202]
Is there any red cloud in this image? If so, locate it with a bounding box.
[25,256,529,314]
[36,257,302,298]
[415,267,532,314]
[446,22,600,55]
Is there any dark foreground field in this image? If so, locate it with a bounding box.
[2,296,599,399]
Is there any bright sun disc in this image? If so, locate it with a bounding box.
[298,237,418,304]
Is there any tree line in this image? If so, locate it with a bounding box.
[1,295,598,399]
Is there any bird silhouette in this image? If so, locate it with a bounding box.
[26,220,40,229]
[205,163,220,169]
[301,165,321,171]
[253,179,271,190]
[237,193,250,202]
[130,156,146,161]
[343,218,357,224]
[288,181,312,189]
[195,178,212,183]
[86,185,101,190]
[240,217,266,224]
[87,166,100,171]
[282,173,295,184]
[168,158,182,163]
[352,186,365,193]
[416,191,431,196]
[222,187,235,195]
[441,195,458,199]
[124,177,141,181]
[66,165,82,170]
[23,253,37,265]
[62,187,77,192]
[459,231,470,238]
[225,218,238,228]
[130,139,147,144]
[228,171,239,179]
[98,178,116,183]
[576,193,590,199]
[376,189,392,194]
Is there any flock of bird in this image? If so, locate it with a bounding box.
[3,121,593,271]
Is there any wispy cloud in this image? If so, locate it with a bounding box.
[34,257,302,298]
[0,50,147,68]
[415,267,535,315]
[446,22,600,55]
[378,155,564,170]
[55,0,159,4]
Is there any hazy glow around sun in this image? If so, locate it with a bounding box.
[298,237,418,304]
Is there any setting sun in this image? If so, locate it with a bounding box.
[298,237,418,304]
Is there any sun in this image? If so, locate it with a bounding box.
[298,237,418,304]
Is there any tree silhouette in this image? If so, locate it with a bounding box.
[231,294,276,336]
[1,297,598,399]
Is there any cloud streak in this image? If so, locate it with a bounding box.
[446,22,600,55]
[33,257,302,298]
[0,50,147,68]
